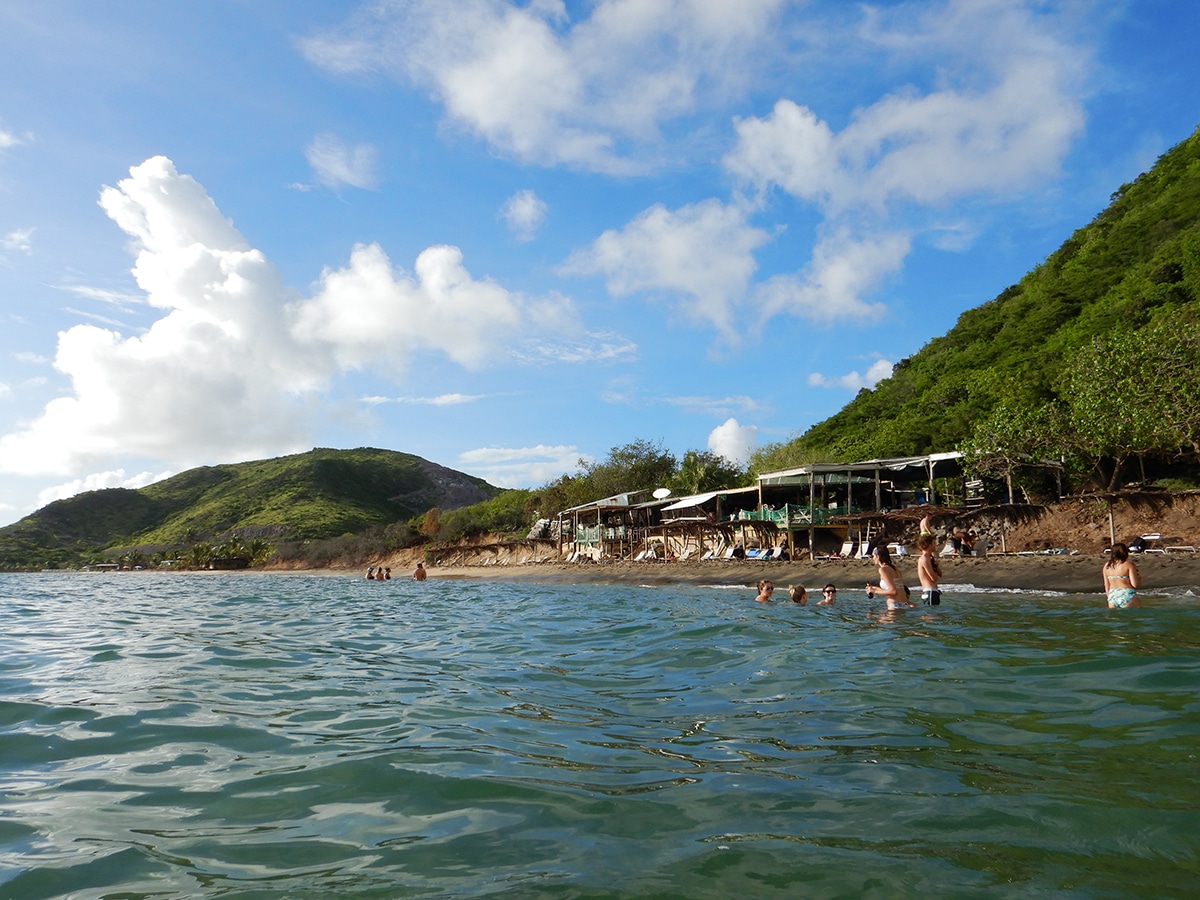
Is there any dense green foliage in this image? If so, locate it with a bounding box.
[0,447,497,570]
[527,440,752,516]
[424,489,538,544]
[752,124,1200,487]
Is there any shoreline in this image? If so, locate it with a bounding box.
[54,553,1200,595]
[384,553,1200,594]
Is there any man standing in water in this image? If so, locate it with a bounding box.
[413,562,428,581]
[916,533,942,605]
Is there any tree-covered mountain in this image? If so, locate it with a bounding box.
[753,123,1200,490]
[0,447,499,569]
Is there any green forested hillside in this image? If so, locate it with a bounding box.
[0,447,499,569]
[753,124,1200,483]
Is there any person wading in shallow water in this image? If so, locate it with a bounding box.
[916,533,942,605]
[413,562,428,581]
[866,545,913,610]
[1102,543,1140,608]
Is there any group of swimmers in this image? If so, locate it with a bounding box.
[755,581,840,605]
[366,562,429,581]
[755,533,942,610]
[753,516,1143,610]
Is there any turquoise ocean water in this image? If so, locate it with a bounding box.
[1,572,1198,898]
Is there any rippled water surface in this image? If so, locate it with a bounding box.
[1,572,1198,898]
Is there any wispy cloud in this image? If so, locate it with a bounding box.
[303,132,379,190]
[808,358,895,391]
[1,228,34,254]
[663,394,766,417]
[0,122,31,151]
[512,330,639,365]
[363,393,490,406]
[58,284,145,309]
[458,444,583,488]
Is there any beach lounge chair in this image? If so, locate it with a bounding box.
[1140,533,1165,553]
[839,540,856,558]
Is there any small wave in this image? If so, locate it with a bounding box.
[939,583,1072,598]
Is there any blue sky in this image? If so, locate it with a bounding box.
[1,0,1198,527]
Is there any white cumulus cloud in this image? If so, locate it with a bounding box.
[707,418,756,465]
[563,199,768,338]
[716,0,1089,327]
[754,230,908,323]
[724,2,1087,213]
[299,0,788,174]
[0,156,576,481]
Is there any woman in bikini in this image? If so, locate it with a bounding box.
[866,545,913,609]
[1102,543,1141,608]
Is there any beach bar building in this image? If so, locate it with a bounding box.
[752,452,966,558]
[556,486,763,561]
[555,451,973,562]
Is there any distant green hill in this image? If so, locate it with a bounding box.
[0,447,500,570]
[755,123,1200,471]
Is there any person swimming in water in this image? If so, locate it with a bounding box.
[788,585,807,605]
[1102,543,1140,608]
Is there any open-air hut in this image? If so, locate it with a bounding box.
[658,486,760,558]
[756,452,967,558]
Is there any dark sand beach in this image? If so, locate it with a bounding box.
[416,552,1200,594]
